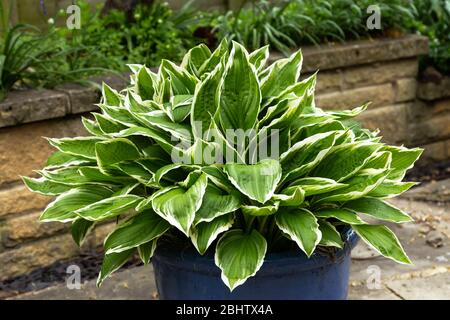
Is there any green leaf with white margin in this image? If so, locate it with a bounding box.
[78,166,133,185]
[219,41,261,131]
[198,39,228,75]
[194,185,240,225]
[383,146,423,181]
[82,117,104,136]
[260,50,303,99]
[311,141,382,182]
[95,138,141,170]
[39,167,91,186]
[181,43,211,76]
[22,176,72,196]
[314,168,389,204]
[367,180,418,198]
[265,72,317,110]
[40,185,113,222]
[104,210,170,254]
[215,229,267,291]
[328,104,368,120]
[363,151,392,170]
[136,66,157,100]
[287,177,347,196]
[102,82,121,106]
[280,131,338,182]
[48,137,102,160]
[344,197,413,223]
[241,202,279,216]
[318,220,344,248]
[138,239,158,265]
[315,208,367,224]
[201,165,236,193]
[275,208,321,257]
[260,76,316,129]
[98,104,141,127]
[161,59,197,95]
[71,218,95,247]
[113,161,154,185]
[352,224,411,264]
[224,159,282,204]
[97,249,134,287]
[191,214,235,255]
[154,163,199,184]
[75,194,143,221]
[93,113,126,134]
[152,173,208,235]
[111,126,179,155]
[249,45,269,71]
[45,151,93,169]
[191,61,223,138]
[272,186,305,206]
[133,110,192,142]
[125,91,157,114]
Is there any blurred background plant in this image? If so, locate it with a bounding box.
[0,0,448,102]
[0,0,109,101]
[210,0,416,55]
[408,0,450,75]
[57,0,204,70]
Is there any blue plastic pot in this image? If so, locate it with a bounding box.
[152,228,358,300]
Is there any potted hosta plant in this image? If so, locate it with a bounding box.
[23,40,422,300]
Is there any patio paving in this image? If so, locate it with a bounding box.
[8,180,450,300]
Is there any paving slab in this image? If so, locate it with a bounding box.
[7,196,450,300]
[385,272,450,300]
[401,179,450,203]
[12,265,157,300]
[347,284,400,300]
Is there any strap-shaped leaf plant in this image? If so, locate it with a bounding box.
[24,40,422,291]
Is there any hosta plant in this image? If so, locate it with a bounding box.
[24,40,422,291]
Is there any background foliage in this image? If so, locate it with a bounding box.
[0,0,449,101]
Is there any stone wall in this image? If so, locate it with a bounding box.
[413,77,450,165]
[0,35,432,281]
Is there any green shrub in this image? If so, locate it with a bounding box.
[410,0,450,74]
[61,0,202,70]
[24,42,421,290]
[0,1,111,101]
[212,0,416,55]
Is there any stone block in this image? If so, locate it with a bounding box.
[357,103,410,145]
[0,185,50,218]
[0,116,87,186]
[1,211,66,248]
[316,83,395,110]
[0,89,68,128]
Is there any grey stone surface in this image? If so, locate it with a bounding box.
[385,272,450,300]
[0,74,129,129]
[417,77,450,101]
[402,178,450,203]
[0,89,69,128]
[271,35,428,73]
[56,83,100,115]
[11,265,157,300]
